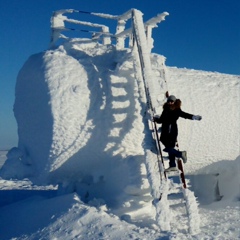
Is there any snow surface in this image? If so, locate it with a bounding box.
[0,38,239,239]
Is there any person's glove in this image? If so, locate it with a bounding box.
[192,115,202,121]
[153,115,160,122]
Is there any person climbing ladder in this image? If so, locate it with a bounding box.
[153,95,202,172]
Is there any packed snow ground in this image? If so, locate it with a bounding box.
[0,39,239,239]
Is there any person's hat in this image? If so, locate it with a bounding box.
[167,95,177,102]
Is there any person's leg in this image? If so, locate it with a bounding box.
[168,152,176,167]
[164,147,181,157]
[164,147,187,162]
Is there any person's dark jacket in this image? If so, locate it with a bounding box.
[154,99,193,147]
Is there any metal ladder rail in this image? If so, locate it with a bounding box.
[131,10,166,184]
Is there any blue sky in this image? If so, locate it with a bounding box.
[0,0,239,149]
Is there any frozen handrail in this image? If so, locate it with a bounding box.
[145,12,169,27]
[76,9,133,21]
[50,8,169,51]
[50,9,112,47]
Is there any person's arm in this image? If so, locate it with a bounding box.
[180,110,202,120]
[153,110,166,123]
[153,114,162,123]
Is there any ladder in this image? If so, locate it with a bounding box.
[131,9,200,235]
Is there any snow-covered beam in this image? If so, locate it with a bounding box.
[145,12,169,27]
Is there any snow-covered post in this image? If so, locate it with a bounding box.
[144,12,169,52]
[50,11,68,48]
[145,26,153,53]
[102,26,111,45]
[183,188,200,235]
[116,19,126,49]
[115,9,133,49]
[154,179,171,231]
[131,9,156,107]
[50,9,78,49]
[128,34,134,48]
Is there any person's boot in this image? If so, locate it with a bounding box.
[181,151,187,163]
[165,166,177,172]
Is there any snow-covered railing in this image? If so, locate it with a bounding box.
[50,9,112,48]
[50,9,169,50]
